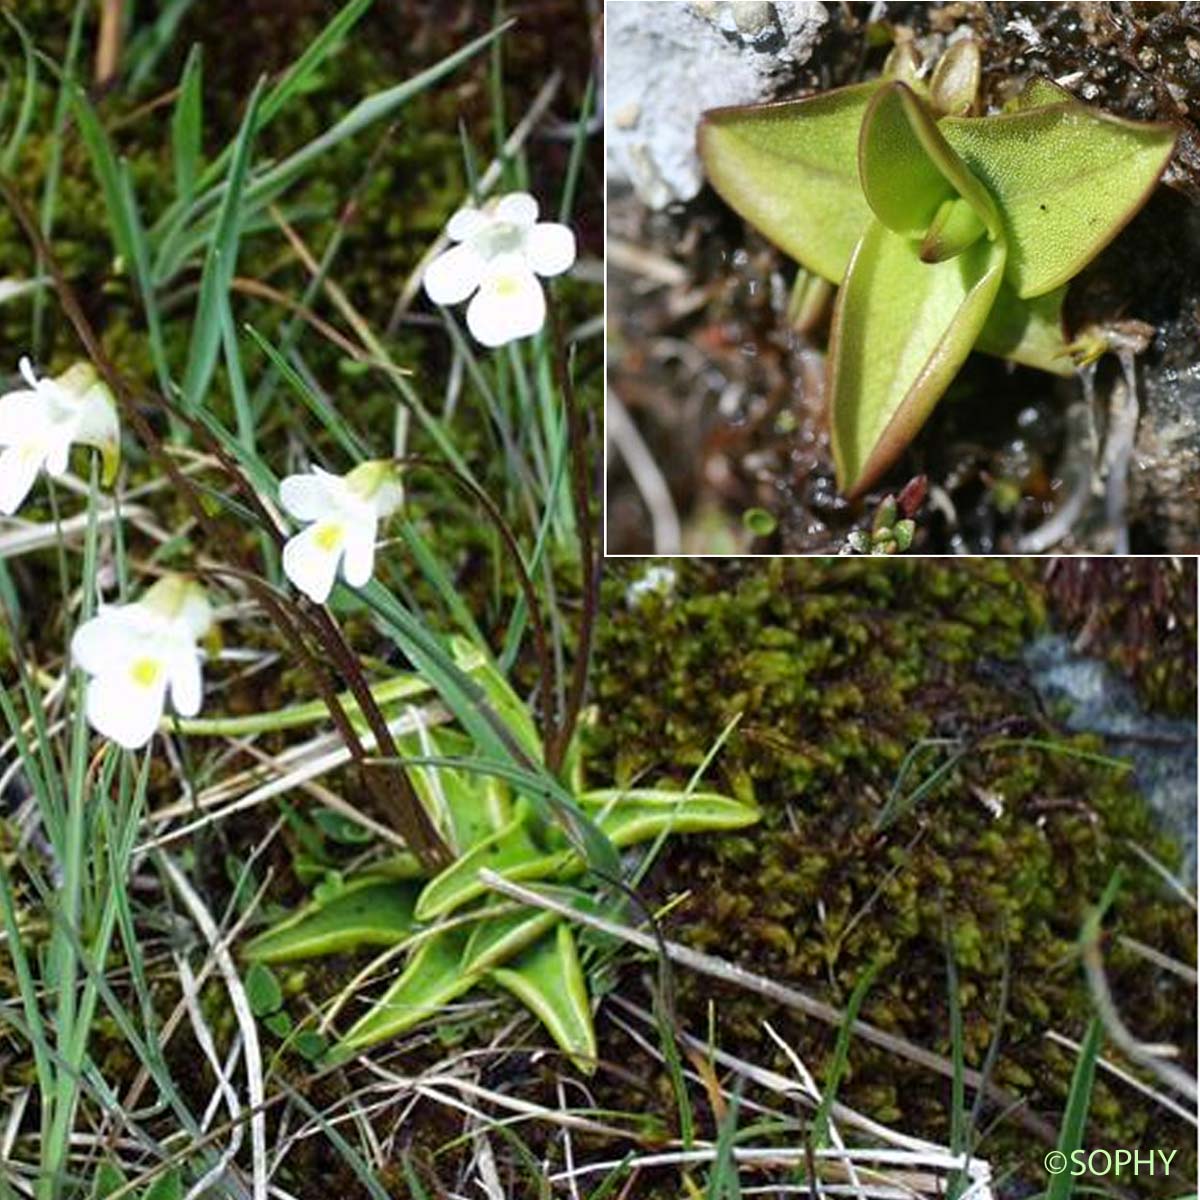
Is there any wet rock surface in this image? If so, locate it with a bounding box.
[1025,634,1197,883]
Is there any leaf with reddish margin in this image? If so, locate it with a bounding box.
[698,82,879,282]
[830,221,1006,497]
[941,102,1177,298]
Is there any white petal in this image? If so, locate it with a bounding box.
[43,426,73,477]
[0,443,45,516]
[18,357,39,390]
[167,643,204,718]
[466,259,547,347]
[86,668,167,750]
[279,471,334,521]
[71,613,121,675]
[423,243,487,306]
[525,222,576,277]
[282,522,344,604]
[0,390,50,447]
[175,588,213,640]
[494,192,538,227]
[341,521,378,588]
[372,475,404,519]
[446,207,489,242]
[73,385,120,453]
[71,608,147,675]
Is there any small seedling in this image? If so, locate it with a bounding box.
[699,41,1178,497]
[844,476,925,554]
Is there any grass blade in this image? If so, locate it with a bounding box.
[706,1082,743,1200]
[237,21,512,220]
[0,13,37,173]
[181,78,264,412]
[810,958,882,1147]
[1047,1017,1103,1200]
[171,44,204,204]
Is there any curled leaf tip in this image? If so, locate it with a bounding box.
[929,38,981,116]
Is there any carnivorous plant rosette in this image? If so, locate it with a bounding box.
[244,645,759,1071]
[698,42,1179,497]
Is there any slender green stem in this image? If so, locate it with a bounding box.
[0,174,452,871]
[30,0,86,356]
[393,455,556,757]
[544,296,597,775]
[173,651,486,736]
[40,458,100,1200]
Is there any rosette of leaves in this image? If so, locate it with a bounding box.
[699,41,1179,497]
[244,650,758,1071]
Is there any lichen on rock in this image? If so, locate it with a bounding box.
[606,1,828,208]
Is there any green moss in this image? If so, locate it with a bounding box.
[589,560,1195,1195]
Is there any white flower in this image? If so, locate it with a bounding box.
[0,358,120,516]
[71,574,212,750]
[279,461,403,604]
[626,566,677,608]
[423,191,576,347]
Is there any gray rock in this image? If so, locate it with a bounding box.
[606,1,827,208]
[1024,634,1197,884]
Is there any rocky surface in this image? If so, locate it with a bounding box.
[1025,633,1197,883]
[605,1,827,208]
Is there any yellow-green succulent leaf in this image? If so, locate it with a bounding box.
[857,83,951,237]
[243,879,421,963]
[177,667,440,737]
[461,905,560,974]
[929,39,981,117]
[394,728,456,840]
[940,103,1178,298]
[340,926,477,1051]
[368,852,428,880]
[562,706,598,797]
[1005,75,1076,112]
[398,726,512,854]
[881,42,923,91]
[920,196,987,262]
[580,788,761,847]
[859,83,1001,240]
[698,81,881,283]
[491,923,597,1074]
[448,636,543,763]
[788,267,836,333]
[975,281,1074,376]
[830,220,1007,497]
[415,815,573,921]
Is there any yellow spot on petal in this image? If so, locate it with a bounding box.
[493,274,521,297]
[130,658,162,688]
[315,521,344,551]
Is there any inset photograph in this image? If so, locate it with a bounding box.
[605,2,1200,554]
